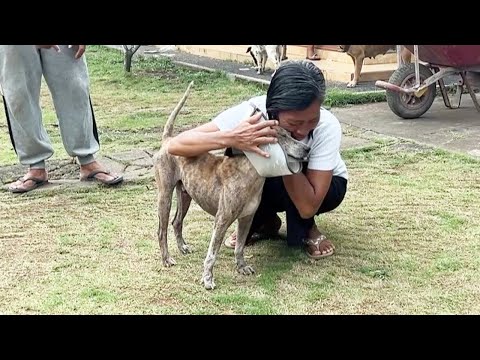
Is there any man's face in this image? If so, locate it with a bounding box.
[277,99,321,140]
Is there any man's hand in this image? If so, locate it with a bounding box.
[68,45,86,59]
[35,45,60,52]
[230,112,278,158]
[35,45,86,59]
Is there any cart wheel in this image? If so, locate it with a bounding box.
[386,63,436,119]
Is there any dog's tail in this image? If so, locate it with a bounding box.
[162,81,194,141]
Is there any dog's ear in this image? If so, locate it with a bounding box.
[246,46,252,53]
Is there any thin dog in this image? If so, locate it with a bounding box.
[246,45,284,76]
[154,81,309,290]
[340,45,412,88]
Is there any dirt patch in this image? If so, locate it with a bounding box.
[1,159,88,185]
[135,69,181,81]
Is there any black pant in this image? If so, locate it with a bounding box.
[249,175,347,246]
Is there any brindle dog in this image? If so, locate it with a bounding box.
[154,81,310,289]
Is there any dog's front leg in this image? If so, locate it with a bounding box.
[201,214,235,290]
[257,55,266,75]
[172,182,193,254]
[347,55,364,88]
[261,55,267,74]
[234,214,255,275]
[256,55,263,74]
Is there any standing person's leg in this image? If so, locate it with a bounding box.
[0,45,52,193]
[306,45,320,60]
[282,45,288,60]
[41,45,123,185]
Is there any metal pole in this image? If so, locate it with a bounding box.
[396,45,402,68]
[414,45,420,88]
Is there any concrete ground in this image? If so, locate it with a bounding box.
[333,96,480,157]
[1,45,479,192]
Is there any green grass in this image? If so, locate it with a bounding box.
[0,46,479,314]
[325,88,386,108]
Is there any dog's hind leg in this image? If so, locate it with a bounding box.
[157,176,177,267]
[400,46,412,64]
[234,214,256,275]
[172,181,193,255]
[201,213,236,290]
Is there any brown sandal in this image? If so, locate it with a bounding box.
[80,170,123,185]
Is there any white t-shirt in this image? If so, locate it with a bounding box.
[212,95,348,180]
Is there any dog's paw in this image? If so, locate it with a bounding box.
[179,244,193,255]
[201,273,216,290]
[346,81,357,88]
[162,256,177,267]
[237,264,255,276]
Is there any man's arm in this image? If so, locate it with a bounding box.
[283,169,332,219]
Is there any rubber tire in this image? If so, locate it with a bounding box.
[386,63,436,119]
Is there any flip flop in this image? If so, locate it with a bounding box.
[304,235,335,259]
[306,54,320,61]
[8,176,48,193]
[80,170,124,185]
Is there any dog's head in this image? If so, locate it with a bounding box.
[276,126,310,161]
[247,102,310,161]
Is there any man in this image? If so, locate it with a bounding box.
[0,45,123,193]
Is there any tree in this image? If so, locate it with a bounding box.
[123,45,142,72]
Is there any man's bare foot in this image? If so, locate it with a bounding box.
[304,223,335,259]
[79,161,123,185]
[8,169,48,193]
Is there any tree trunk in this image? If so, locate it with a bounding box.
[124,51,133,72]
[122,45,142,72]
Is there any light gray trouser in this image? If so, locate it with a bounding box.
[0,45,99,169]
